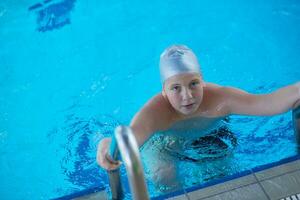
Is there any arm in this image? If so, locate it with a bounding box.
[224,82,300,116]
[130,94,173,147]
[97,94,173,170]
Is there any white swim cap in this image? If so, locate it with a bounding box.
[159,45,201,83]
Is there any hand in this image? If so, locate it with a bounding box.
[96,137,121,170]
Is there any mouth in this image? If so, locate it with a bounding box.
[182,103,195,109]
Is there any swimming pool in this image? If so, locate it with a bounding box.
[0,0,299,199]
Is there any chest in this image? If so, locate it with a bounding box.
[165,117,224,139]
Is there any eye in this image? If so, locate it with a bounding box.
[190,80,200,88]
[171,85,181,92]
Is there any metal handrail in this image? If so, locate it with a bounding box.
[293,105,300,153]
[106,126,149,200]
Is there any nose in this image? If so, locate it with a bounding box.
[181,87,193,100]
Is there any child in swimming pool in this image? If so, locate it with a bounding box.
[97,44,300,174]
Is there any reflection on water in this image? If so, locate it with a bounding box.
[28,0,76,32]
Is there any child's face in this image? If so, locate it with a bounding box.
[163,73,204,116]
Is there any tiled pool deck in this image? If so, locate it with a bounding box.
[55,154,300,200]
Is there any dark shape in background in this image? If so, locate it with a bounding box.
[28,0,76,32]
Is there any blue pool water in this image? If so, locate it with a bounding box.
[0,0,300,199]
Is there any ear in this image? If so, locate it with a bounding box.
[162,84,169,101]
[161,89,171,105]
[162,90,167,99]
[201,79,206,87]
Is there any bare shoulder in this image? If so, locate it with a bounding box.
[199,82,233,116]
[141,93,174,115]
[205,82,222,89]
[130,93,175,132]
[204,82,246,96]
[203,82,226,97]
[145,93,170,107]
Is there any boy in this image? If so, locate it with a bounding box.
[97,45,300,183]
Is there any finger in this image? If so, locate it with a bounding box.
[98,153,122,170]
[106,162,122,171]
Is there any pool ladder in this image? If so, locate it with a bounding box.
[293,105,300,153]
[106,126,149,200]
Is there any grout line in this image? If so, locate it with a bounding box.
[176,168,300,200]
[197,182,263,200]
[185,193,191,200]
[189,177,259,200]
[254,169,300,182]
[183,160,300,199]
[188,168,300,200]
[184,186,191,200]
[253,172,271,200]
